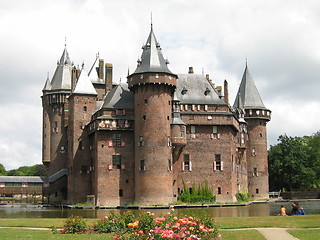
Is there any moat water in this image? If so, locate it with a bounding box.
[1,200,320,218]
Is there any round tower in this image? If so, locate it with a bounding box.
[128,25,177,204]
[233,64,271,199]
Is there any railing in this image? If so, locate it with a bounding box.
[269,190,281,198]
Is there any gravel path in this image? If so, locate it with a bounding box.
[256,228,299,240]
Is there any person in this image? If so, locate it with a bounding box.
[279,205,287,216]
[291,202,299,215]
[298,207,306,215]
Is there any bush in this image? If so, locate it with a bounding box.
[60,216,88,234]
[235,193,250,202]
[93,211,135,234]
[178,181,216,203]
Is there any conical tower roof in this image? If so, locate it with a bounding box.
[50,47,72,90]
[133,25,173,75]
[233,64,266,110]
[73,66,97,95]
[42,75,52,91]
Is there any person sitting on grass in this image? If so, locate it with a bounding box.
[279,205,287,216]
[298,207,306,215]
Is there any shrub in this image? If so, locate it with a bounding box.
[235,193,251,202]
[60,216,88,234]
[93,211,135,234]
[178,180,216,203]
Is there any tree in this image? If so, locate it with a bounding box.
[268,133,320,191]
[0,163,6,176]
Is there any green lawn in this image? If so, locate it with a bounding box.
[0,215,320,239]
[287,229,320,240]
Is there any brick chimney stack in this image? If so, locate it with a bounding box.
[188,67,194,74]
[224,79,229,105]
[105,63,113,92]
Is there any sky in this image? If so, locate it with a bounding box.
[0,0,320,170]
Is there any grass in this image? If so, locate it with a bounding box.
[287,229,320,240]
[0,215,320,239]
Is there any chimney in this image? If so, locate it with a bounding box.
[105,63,113,93]
[188,67,194,74]
[71,66,81,92]
[224,79,229,105]
[99,59,104,80]
[206,74,209,80]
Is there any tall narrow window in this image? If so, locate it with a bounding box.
[112,155,121,169]
[140,160,145,171]
[119,189,123,197]
[218,187,221,194]
[168,159,172,171]
[214,154,223,171]
[253,167,258,176]
[191,125,196,134]
[139,136,144,147]
[212,126,218,139]
[180,126,185,137]
[182,154,191,171]
[112,134,122,147]
[83,106,87,112]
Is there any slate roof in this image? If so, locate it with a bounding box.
[133,25,173,75]
[175,74,226,105]
[42,75,52,91]
[73,67,98,95]
[101,83,134,109]
[88,54,104,84]
[233,64,266,110]
[0,176,45,183]
[50,47,72,90]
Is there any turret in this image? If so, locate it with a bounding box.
[127,25,177,204]
[67,65,97,203]
[41,46,72,174]
[233,63,271,199]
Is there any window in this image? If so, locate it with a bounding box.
[119,189,123,197]
[80,122,84,129]
[256,188,259,194]
[180,126,185,137]
[218,187,221,195]
[241,133,245,144]
[53,121,58,133]
[139,136,144,147]
[212,126,219,139]
[115,109,126,116]
[143,115,146,120]
[112,155,121,169]
[144,99,148,104]
[112,134,122,147]
[253,167,258,177]
[83,106,87,112]
[140,160,145,171]
[79,140,84,150]
[60,146,65,153]
[168,159,172,171]
[81,165,88,174]
[214,154,223,171]
[252,148,256,156]
[167,136,171,146]
[182,154,191,171]
[191,126,196,134]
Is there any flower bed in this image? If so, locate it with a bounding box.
[55,207,221,239]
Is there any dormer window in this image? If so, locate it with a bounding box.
[181,87,188,95]
[204,88,211,96]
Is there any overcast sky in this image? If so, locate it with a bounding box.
[1,0,320,170]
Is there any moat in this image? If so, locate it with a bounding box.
[1,200,319,218]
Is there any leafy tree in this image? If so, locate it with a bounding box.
[268,133,320,191]
[6,164,47,176]
[0,163,6,176]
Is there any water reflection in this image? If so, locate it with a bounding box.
[0,201,319,219]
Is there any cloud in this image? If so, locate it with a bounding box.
[0,0,320,169]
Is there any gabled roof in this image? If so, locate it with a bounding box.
[175,74,226,105]
[72,67,97,95]
[233,64,266,109]
[133,25,173,75]
[50,47,72,90]
[101,83,133,109]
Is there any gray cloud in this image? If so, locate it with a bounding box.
[0,0,320,169]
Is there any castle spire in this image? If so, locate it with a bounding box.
[132,24,173,75]
[233,63,266,110]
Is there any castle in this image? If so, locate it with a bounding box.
[41,25,271,205]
